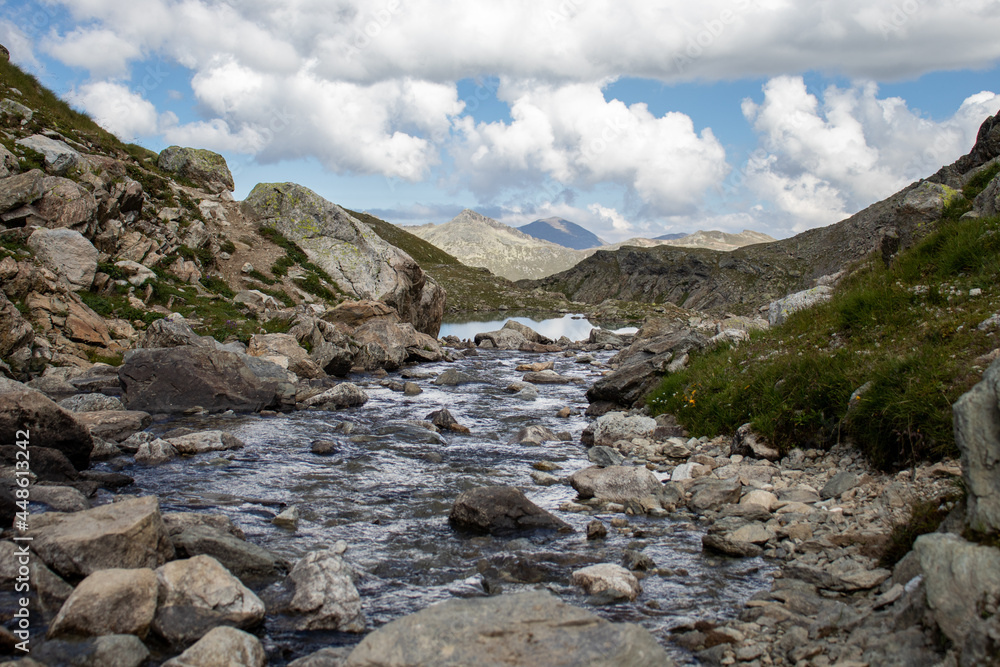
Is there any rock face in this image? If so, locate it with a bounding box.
[244,182,445,336]
[157,146,234,193]
[119,346,279,414]
[952,356,1000,533]
[0,387,93,470]
[16,134,80,174]
[27,496,174,579]
[343,590,671,666]
[449,486,572,534]
[0,291,33,359]
[48,568,158,638]
[915,533,1000,647]
[281,549,366,632]
[27,227,98,291]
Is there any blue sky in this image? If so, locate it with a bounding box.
[2,0,998,242]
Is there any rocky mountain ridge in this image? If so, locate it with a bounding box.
[529,110,1000,315]
[518,216,605,249]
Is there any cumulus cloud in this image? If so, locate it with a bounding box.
[65,81,159,141]
[452,79,729,214]
[43,27,140,77]
[741,77,998,233]
[587,203,633,234]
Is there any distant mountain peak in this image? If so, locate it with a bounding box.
[519,217,604,250]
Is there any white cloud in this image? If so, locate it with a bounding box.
[741,76,998,233]
[43,27,140,77]
[587,203,633,234]
[65,81,159,141]
[452,79,729,214]
[0,19,40,68]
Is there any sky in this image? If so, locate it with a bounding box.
[2,1,999,243]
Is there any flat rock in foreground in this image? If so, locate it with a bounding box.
[342,590,672,667]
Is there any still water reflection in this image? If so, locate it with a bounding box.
[440,313,637,341]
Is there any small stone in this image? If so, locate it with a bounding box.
[586,520,607,540]
[311,439,338,455]
[273,506,300,530]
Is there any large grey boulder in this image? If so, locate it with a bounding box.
[165,431,245,455]
[58,394,125,413]
[47,568,158,639]
[155,555,265,643]
[16,134,80,175]
[248,332,324,379]
[568,466,663,504]
[27,228,98,290]
[171,526,282,583]
[274,548,366,632]
[157,146,234,194]
[36,176,98,231]
[688,477,743,512]
[449,486,572,535]
[342,590,672,666]
[591,412,657,447]
[27,496,174,579]
[119,346,279,414]
[768,286,834,326]
[302,383,368,409]
[74,410,151,443]
[953,356,1000,533]
[244,182,445,336]
[0,168,45,213]
[352,317,445,370]
[136,318,217,349]
[0,386,93,470]
[162,626,265,667]
[915,533,1000,647]
[973,170,1000,217]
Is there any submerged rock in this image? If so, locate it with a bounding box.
[570,563,642,601]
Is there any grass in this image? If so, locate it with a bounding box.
[647,208,1000,470]
[79,290,165,325]
[258,225,343,304]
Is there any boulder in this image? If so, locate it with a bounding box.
[119,347,278,414]
[31,634,149,667]
[953,356,1000,533]
[171,526,281,582]
[449,486,572,535]
[244,183,444,335]
[233,289,280,313]
[427,408,469,434]
[35,176,97,230]
[702,534,764,558]
[0,387,93,470]
[570,563,642,601]
[820,471,860,499]
[310,340,354,377]
[591,412,657,448]
[135,439,178,465]
[248,332,324,379]
[15,135,80,175]
[161,626,265,667]
[433,368,481,385]
[343,590,671,667]
[27,496,174,579]
[522,369,572,384]
[277,548,366,632]
[162,513,246,540]
[113,260,156,287]
[27,228,97,290]
[352,317,445,370]
[30,485,90,512]
[58,394,125,413]
[508,424,558,446]
[74,410,151,442]
[769,286,834,326]
[48,568,158,638]
[0,291,33,359]
[156,555,265,641]
[136,319,216,349]
[688,477,743,512]
[474,328,527,350]
[502,320,553,344]
[165,431,245,455]
[568,466,662,504]
[157,146,234,194]
[587,446,625,467]
[0,168,45,213]
[302,383,369,409]
[915,533,1000,647]
[0,445,78,483]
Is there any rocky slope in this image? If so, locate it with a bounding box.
[518,216,605,249]
[531,112,1000,315]
[408,209,587,281]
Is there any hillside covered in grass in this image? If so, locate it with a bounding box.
[648,168,1000,469]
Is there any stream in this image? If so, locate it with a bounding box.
[101,316,773,665]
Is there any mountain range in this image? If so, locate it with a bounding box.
[407,213,774,281]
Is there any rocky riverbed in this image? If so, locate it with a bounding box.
[0,317,996,666]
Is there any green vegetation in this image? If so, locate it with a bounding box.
[880,493,959,567]
[258,225,343,304]
[79,290,165,325]
[648,209,1000,470]
[177,245,214,267]
[199,275,235,298]
[246,268,276,285]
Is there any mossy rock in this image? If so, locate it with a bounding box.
[157,146,234,194]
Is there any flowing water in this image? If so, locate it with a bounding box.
[92,319,773,664]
